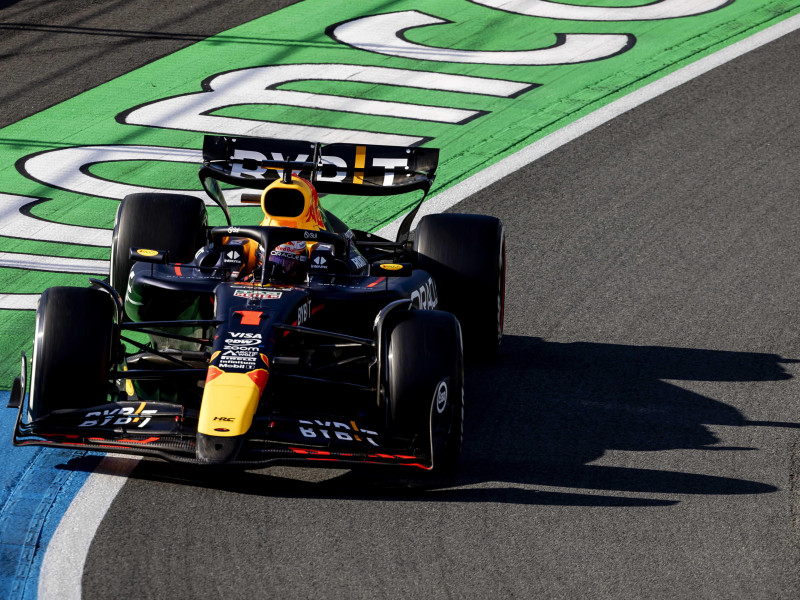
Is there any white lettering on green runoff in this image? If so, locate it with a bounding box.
[330,11,634,64]
[471,0,733,21]
[121,64,534,145]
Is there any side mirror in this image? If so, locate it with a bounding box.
[200,174,232,226]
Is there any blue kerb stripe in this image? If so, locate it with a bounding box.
[0,391,103,599]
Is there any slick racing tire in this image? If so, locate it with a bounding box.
[414,213,505,357]
[386,310,464,475]
[28,287,116,422]
[110,193,208,301]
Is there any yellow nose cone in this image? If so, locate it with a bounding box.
[197,369,267,437]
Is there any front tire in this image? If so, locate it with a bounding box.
[386,310,464,475]
[28,287,116,422]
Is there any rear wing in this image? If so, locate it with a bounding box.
[198,135,439,240]
[199,135,438,195]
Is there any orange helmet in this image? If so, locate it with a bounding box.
[259,175,326,231]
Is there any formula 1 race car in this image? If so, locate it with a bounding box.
[10,135,505,476]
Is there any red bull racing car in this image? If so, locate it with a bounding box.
[10,135,505,476]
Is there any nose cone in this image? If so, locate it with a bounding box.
[196,369,267,464]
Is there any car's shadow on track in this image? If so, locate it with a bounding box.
[62,335,794,506]
[451,335,793,502]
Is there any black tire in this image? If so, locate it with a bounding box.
[386,310,464,474]
[28,287,116,422]
[414,213,505,357]
[110,193,207,299]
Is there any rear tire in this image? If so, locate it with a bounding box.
[386,310,464,475]
[414,213,505,357]
[110,193,207,301]
[28,287,116,422]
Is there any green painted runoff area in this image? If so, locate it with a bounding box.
[0,0,799,385]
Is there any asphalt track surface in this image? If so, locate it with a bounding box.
[3,1,800,598]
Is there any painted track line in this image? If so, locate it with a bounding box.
[0,253,108,275]
[38,454,140,600]
[36,9,800,598]
[0,294,40,310]
[375,11,800,240]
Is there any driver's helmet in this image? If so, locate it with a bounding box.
[266,239,308,280]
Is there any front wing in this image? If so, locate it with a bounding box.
[12,400,434,470]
